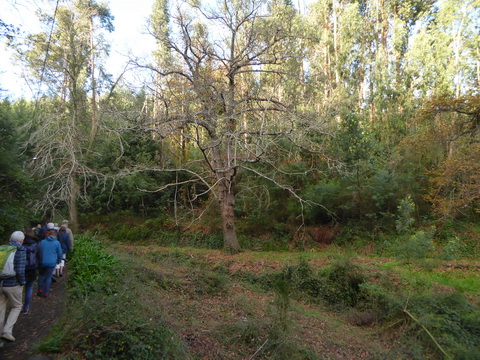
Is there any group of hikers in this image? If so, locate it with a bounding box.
[0,220,74,343]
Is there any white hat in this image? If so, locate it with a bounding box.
[10,231,25,242]
[47,222,55,230]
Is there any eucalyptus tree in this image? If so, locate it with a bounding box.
[307,0,433,133]
[15,0,113,229]
[143,0,326,252]
[406,0,480,98]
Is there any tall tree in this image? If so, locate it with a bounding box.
[143,0,324,252]
[14,0,113,229]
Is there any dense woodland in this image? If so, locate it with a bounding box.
[0,1,479,359]
[0,0,479,254]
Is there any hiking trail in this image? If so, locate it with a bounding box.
[0,274,68,360]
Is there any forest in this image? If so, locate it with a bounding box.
[0,0,479,359]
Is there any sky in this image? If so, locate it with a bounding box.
[0,0,156,99]
[1,0,313,100]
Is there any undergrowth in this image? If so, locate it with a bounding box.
[236,257,480,359]
[38,236,187,359]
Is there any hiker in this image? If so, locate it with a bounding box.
[22,229,39,314]
[33,224,41,238]
[56,226,70,277]
[37,221,49,241]
[0,231,26,342]
[37,229,62,298]
[62,220,74,250]
[38,221,54,241]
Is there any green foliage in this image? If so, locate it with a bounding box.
[396,195,416,234]
[272,275,291,331]
[109,224,153,243]
[68,236,118,297]
[316,258,365,308]
[243,258,366,309]
[40,236,186,359]
[362,283,480,359]
[303,180,340,223]
[390,228,435,261]
[439,236,464,261]
[186,268,227,296]
[0,100,36,237]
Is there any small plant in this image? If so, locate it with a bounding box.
[317,258,365,308]
[392,228,435,261]
[68,236,118,298]
[396,195,416,234]
[186,269,227,296]
[272,275,291,332]
[439,236,463,260]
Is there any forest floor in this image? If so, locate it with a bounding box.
[7,243,480,359]
[0,273,68,360]
[108,244,480,359]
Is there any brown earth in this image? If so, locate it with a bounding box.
[113,244,479,359]
[0,274,68,360]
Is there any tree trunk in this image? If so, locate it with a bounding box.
[69,174,80,232]
[217,178,240,253]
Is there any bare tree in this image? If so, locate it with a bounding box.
[15,0,113,230]
[141,0,328,252]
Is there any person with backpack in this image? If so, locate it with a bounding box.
[37,228,62,298]
[21,229,39,314]
[0,231,26,342]
[56,226,70,277]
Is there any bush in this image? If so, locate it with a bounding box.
[317,259,365,308]
[245,258,365,309]
[360,276,480,358]
[68,236,118,297]
[390,228,435,260]
[40,236,186,359]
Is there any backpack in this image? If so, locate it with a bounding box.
[24,243,38,270]
[0,245,17,280]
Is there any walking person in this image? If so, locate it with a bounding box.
[0,231,26,342]
[37,229,62,298]
[37,221,49,241]
[21,229,39,314]
[62,220,74,251]
[56,226,70,277]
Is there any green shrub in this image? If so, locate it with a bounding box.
[438,236,464,261]
[396,195,416,234]
[40,236,186,359]
[68,236,118,297]
[391,228,435,260]
[110,224,153,243]
[360,277,480,358]
[83,323,181,360]
[317,258,365,308]
[244,258,365,309]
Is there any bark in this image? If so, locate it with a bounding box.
[88,16,98,152]
[68,173,80,232]
[217,178,240,253]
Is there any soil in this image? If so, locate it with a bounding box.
[0,274,68,360]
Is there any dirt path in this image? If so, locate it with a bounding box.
[0,274,68,360]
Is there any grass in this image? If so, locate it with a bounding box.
[399,269,480,295]
[38,237,187,360]
[378,260,480,295]
[39,234,480,359]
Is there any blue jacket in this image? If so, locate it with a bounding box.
[38,236,62,268]
[2,241,26,287]
[58,232,71,254]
